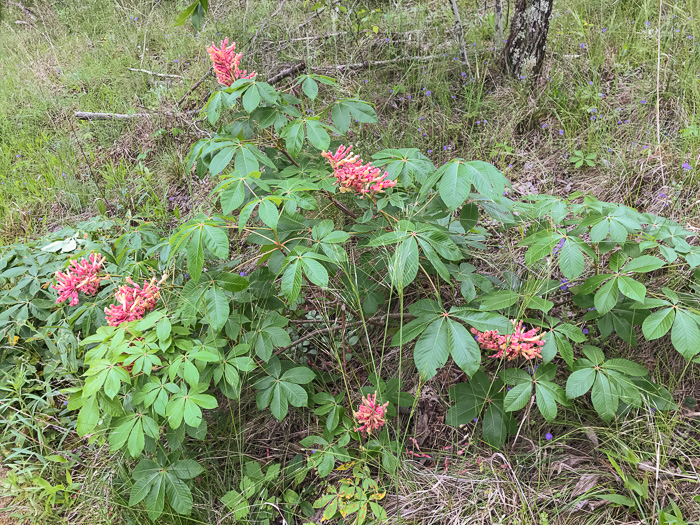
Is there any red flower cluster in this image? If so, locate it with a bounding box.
[322,145,396,197]
[104,276,163,327]
[353,391,389,435]
[52,253,105,306]
[471,320,546,361]
[206,38,257,86]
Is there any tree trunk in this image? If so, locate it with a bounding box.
[502,0,553,78]
[494,0,503,52]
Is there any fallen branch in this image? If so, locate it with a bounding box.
[313,55,441,72]
[177,68,212,107]
[268,62,306,85]
[74,109,197,121]
[8,1,36,20]
[128,68,183,79]
[74,111,150,121]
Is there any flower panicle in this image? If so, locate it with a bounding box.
[104,275,165,327]
[321,145,396,197]
[471,319,545,361]
[353,391,389,435]
[206,37,256,86]
[52,253,106,306]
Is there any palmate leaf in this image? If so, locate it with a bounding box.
[503,382,531,412]
[446,371,514,446]
[566,368,596,398]
[166,384,218,429]
[371,148,435,185]
[305,119,331,151]
[534,382,559,421]
[388,237,419,291]
[482,402,511,448]
[165,473,193,515]
[591,373,618,423]
[203,284,229,332]
[445,318,481,378]
[438,162,471,210]
[253,357,315,420]
[642,307,675,340]
[670,309,700,359]
[593,277,619,314]
[558,238,585,280]
[129,457,199,521]
[144,474,166,521]
[413,318,450,379]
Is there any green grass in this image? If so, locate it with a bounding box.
[2,0,700,523]
[1,0,698,238]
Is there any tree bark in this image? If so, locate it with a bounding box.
[502,0,553,78]
[449,0,471,70]
[494,0,503,52]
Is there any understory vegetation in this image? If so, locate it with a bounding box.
[1,0,700,524]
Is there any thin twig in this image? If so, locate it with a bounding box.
[249,0,288,48]
[278,324,344,351]
[177,68,212,107]
[298,6,324,29]
[511,391,535,447]
[7,0,36,20]
[128,67,183,79]
[139,0,162,67]
[74,111,150,120]
[314,55,441,72]
[268,62,306,85]
[325,192,358,219]
[67,117,107,201]
[74,110,196,120]
[278,313,416,352]
[290,313,413,324]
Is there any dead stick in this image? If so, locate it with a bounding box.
[177,68,212,107]
[74,111,150,121]
[268,62,306,85]
[8,1,36,20]
[128,68,183,79]
[74,110,197,121]
[314,55,441,72]
[298,6,324,29]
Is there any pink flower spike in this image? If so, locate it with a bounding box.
[353,391,389,435]
[471,320,546,361]
[52,253,105,306]
[104,275,165,326]
[322,145,396,198]
[206,38,256,86]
